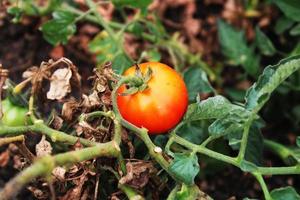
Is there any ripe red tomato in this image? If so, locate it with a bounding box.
[117,62,188,134]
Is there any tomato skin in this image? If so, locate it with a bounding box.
[1,99,30,126]
[117,62,188,134]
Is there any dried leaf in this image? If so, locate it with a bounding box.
[47,68,72,100]
[81,91,101,108]
[36,136,52,157]
[27,186,48,199]
[52,166,66,181]
[49,113,64,130]
[62,99,81,121]
[119,160,156,189]
[59,174,87,200]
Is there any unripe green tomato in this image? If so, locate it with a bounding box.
[1,99,30,126]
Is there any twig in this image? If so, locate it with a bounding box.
[0,135,24,147]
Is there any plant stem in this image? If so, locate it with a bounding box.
[170,133,238,167]
[257,165,300,175]
[252,173,272,200]
[237,115,256,162]
[118,184,144,200]
[0,135,24,147]
[0,122,97,147]
[85,0,116,40]
[264,139,292,163]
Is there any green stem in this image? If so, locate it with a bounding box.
[0,122,97,147]
[0,135,24,147]
[237,115,256,162]
[252,173,272,200]
[118,184,144,200]
[257,165,300,175]
[62,3,156,43]
[85,0,116,40]
[264,139,292,163]
[170,133,238,167]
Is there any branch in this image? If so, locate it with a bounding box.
[0,122,97,147]
[0,135,24,147]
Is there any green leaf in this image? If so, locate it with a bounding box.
[223,119,263,162]
[217,19,259,76]
[112,0,152,10]
[146,48,161,62]
[169,184,213,200]
[255,26,276,56]
[244,122,264,165]
[225,88,246,102]
[183,67,214,102]
[7,6,22,23]
[271,186,300,200]
[41,10,76,45]
[168,153,200,185]
[240,160,258,172]
[112,53,133,74]
[275,16,295,34]
[290,23,300,36]
[89,31,132,74]
[245,55,300,111]
[144,17,167,42]
[177,121,208,145]
[89,31,118,64]
[184,96,243,122]
[127,21,144,37]
[272,0,300,22]
[297,137,300,147]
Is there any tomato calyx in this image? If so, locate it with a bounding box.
[120,64,153,96]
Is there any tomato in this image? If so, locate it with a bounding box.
[117,62,188,134]
[1,99,30,126]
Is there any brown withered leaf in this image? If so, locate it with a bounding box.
[52,166,67,181]
[111,195,121,200]
[25,58,82,103]
[0,150,9,167]
[27,186,49,200]
[49,112,64,130]
[119,160,157,189]
[36,136,52,157]
[47,67,72,100]
[121,129,135,158]
[81,91,101,109]
[62,98,81,121]
[59,174,88,200]
[13,154,27,170]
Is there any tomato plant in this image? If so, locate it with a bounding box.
[117,62,188,134]
[1,0,300,200]
[1,99,30,126]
